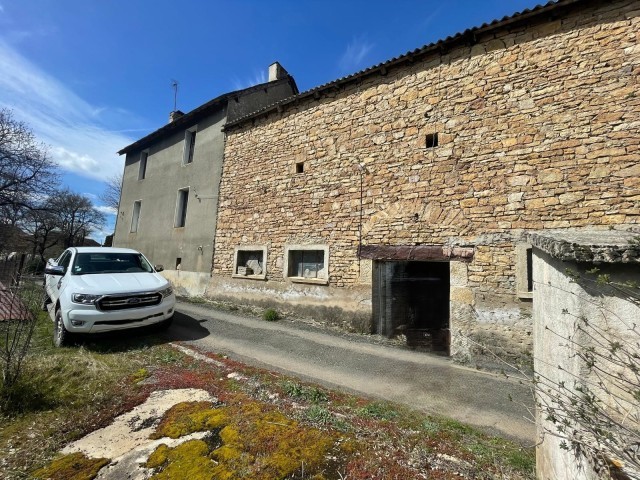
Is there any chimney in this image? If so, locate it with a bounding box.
[268,62,289,82]
[169,110,184,123]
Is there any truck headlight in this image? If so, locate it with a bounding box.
[72,293,101,304]
[160,286,173,298]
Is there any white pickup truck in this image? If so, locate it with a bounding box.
[43,247,176,347]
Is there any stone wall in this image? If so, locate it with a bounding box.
[211,1,640,364]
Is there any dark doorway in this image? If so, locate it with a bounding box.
[372,261,450,354]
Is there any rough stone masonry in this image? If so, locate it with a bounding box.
[210,0,640,366]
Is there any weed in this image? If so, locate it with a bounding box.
[263,308,279,322]
[304,405,333,425]
[356,401,398,421]
[188,296,207,304]
[282,380,328,403]
[506,447,536,472]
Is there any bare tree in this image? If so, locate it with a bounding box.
[0,109,59,211]
[100,172,123,213]
[51,190,106,248]
[21,206,61,263]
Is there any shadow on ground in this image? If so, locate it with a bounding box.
[75,311,210,353]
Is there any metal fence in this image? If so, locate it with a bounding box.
[0,254,27,287]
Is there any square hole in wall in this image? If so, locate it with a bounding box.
[426,132,439,148]
[175,257,182,270]
[295,162,304,174]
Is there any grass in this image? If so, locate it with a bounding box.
[0,309,536,480]
[0,311,189,479]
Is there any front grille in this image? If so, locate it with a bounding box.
[97,292,162,311]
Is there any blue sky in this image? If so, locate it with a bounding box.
[0,0,541,241]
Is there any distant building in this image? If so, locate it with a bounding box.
[114,63,298,294]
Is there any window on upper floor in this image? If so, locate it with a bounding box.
[175,188,189,228]
[284,245,329,284]
[138,151,148,180]
[183,128,197,165]
[233,246,267,279]
[131,201,141,233]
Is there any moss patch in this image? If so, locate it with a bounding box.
[32,452,109,480]
[150,401,227,439]
[146,440,217,480]
[146,400,339,480]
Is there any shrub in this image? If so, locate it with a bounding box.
[262,309,279,322]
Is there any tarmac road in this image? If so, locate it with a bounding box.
[169,301,537,444]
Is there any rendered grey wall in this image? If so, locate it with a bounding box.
[533,249,640,480]
[113,108,226,274]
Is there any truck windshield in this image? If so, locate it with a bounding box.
[71,253,154,275]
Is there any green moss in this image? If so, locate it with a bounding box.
[145,444,170,469]
[150,401,227,439]
[147,440,217,480]
[131,368,149,383]
[32,452,109,480]
[146,401,338,480]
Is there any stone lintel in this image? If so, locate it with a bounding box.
[359,245,474,262]
[528,229,640,264]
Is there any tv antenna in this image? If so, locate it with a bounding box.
[170,79,179,111]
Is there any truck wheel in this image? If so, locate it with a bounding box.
[53,309,72,347]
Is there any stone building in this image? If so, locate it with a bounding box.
[210,0,640,365]
[114,63,298,293]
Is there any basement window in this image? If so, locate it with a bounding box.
[516,243,533,299]
[233,246,267,280]
[296,162,304,174]
[284,245,329,285]
[425,132,439,148]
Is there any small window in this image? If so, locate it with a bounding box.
[233,246,267,279]
[175,188,189,227]
[131,201,141,233]
[296,162,304,174]
[426,132,439,148]
[284,245,329,284]
[138,151,148,180]
[516,243,533,299]
[175,257,182,270]
[183,128,197,164]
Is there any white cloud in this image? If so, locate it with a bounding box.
[231,69,268,91]
[338,37,374,73]
[0,40,132,182]
[95,205,117,216]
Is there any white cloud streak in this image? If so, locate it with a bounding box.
[0,40,132,182]
[231,69,268,91]
[338,37,374,73]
